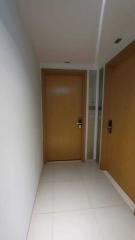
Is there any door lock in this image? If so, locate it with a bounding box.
[107,120,112,134]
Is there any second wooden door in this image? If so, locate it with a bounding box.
[100,41,135,202]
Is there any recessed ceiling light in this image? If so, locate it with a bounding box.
[64,61,71,64]
[114,38,122,44]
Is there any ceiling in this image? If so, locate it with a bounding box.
[99,0,135,65]
[18,0,135,67]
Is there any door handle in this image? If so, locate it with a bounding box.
[76,119,82,128]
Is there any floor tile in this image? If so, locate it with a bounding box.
[27,214,52,240]
[95,206,135,240]
[84,176,125,208]
[54,181,90,212]
[79,161,105,180]
[29,161,135,240]
[34,181,54,213]
[41,164,54,182]
[53,163,81,182]
[53,210,104,240]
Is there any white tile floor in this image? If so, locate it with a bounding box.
[28,161,135,240]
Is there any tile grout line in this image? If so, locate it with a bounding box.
[35,203,126,215]
[93,209,106,240]
[29,162,135,240]
[34,163,126,216]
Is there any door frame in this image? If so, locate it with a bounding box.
[41,69,87,162]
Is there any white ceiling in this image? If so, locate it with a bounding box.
[99,0,135,65]
[18,0,102,66]
[18,0,135,67]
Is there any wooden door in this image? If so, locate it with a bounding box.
[42,69,86,161]
[100,41,135,202]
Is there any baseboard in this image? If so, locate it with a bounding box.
[47,159,94,164]
[47,160,82,164]
[104,171,135,212]
[87,159,95,161]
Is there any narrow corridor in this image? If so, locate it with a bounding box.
[27,161,135,240]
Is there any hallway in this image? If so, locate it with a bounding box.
[28,161,135,240]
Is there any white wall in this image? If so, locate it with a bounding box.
[0,0,43,239]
